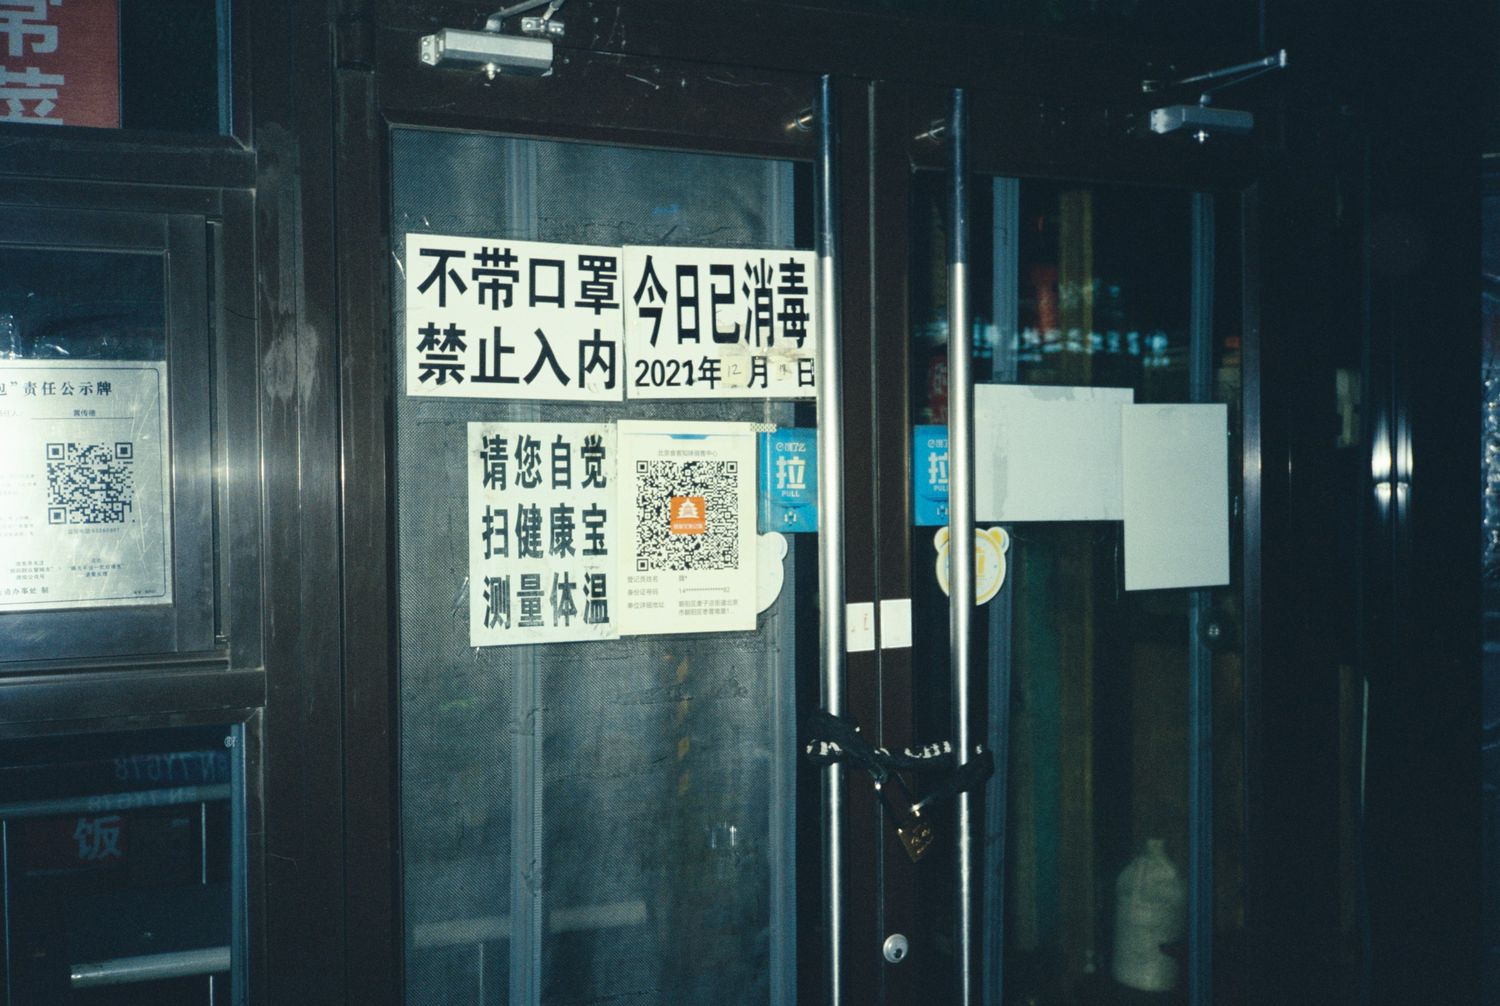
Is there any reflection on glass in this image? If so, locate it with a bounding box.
[909,173,1244,1004]
[1013,187,1189,394]
[0,726,238,1004]
[0,249,164,361]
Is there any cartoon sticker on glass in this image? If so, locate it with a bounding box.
[933,525,1011,605]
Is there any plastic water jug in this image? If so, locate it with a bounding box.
[1110,837,1186,992]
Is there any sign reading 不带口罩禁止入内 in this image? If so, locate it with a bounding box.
[622,246,819,399]
[0,0,121,128]
[0,360,171,612]
[758,428,818,533]
[407,236,625,401]
[468,421,618,646]
[616,421,759,635]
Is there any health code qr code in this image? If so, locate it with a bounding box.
[45,442,136,525]
[635,460,739,572]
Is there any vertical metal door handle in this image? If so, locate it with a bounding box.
[815,73,848,1006]
[947,86,979,1006]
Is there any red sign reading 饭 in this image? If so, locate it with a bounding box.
[669,496,706,535]
[1,0,120,128]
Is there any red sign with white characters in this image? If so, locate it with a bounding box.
[1,0,120,128]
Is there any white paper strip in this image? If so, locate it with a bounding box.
[974,384,1135,522]
[616,420,759,634]
[846,601,875,653]
[1121,403,1230,591]
[879,598,913,650]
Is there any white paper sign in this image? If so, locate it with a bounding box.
[407,236,624,401]
[468,422,618,646]
[616,420,758,635]
[846,601,875,653]
[0,360,171,611]
[879,598,912,650]
[975,384,1135,522]
[1121,404,1230,591]
[622,246,818,399]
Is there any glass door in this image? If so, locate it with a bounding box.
[340,25,1256,1002]
[390,128,814,1005]
[890,90,1249,1006]
[339,29,869,1005]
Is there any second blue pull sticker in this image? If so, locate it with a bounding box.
[913,425,949,526]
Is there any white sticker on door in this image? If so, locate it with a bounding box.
[1121,403,1230,591]
[974,383,1134,522]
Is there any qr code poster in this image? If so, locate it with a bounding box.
[622,246,819,400]
[616,420,758,636]
[406,235,625,402]
[0,360,171,612]
[468,422,619,647]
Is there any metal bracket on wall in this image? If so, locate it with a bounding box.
[484,0,567,36]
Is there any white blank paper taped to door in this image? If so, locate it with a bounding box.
[974,384,1134,522]
[1121,403,1230,591]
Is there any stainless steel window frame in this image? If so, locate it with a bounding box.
[0,206,216,665]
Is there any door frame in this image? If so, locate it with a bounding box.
[332,5,1278,1004]
[334,13,880,1003]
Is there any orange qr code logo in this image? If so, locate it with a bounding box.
[668,496,707,535]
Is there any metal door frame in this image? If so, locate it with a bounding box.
[334,14,883,1003]
[334,7,1276,1004]
[863,79,1266,1005]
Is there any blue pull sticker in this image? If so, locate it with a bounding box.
[913,425,949,526]
[759,429,818,533]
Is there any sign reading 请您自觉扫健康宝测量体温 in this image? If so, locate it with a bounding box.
[467,421,618,646]
[0,360,171,612]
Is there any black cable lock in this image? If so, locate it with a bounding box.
[803,709,994,863]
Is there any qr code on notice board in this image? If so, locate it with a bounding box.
[45,442,135,525]
[635,460,739,572]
